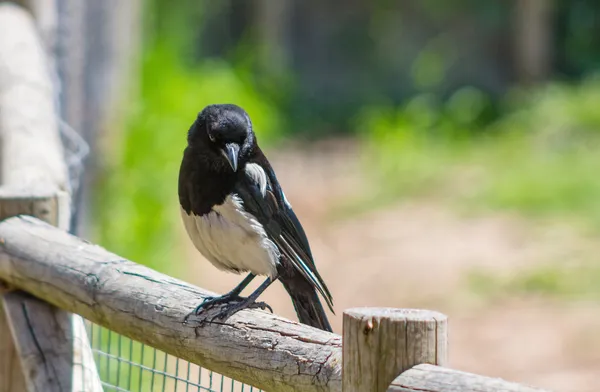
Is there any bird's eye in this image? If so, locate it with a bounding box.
[208,134,216,142]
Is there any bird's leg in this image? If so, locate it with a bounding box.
[211,276,275,322]
[191,273,256,315]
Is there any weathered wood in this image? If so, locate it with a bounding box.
[0,187,69,231]
[0,4,102,391]
[389,364,549,392]
[0,3,69,192]
[0,297,27,392]
[0,216,343,392]
[2,291,102,392]
[0,217,553,392]
[343,308,448,392]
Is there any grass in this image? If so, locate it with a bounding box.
[355,76,600,230]
[467,263,600,301]
[353,76,600,300]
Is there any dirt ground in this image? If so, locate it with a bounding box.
[182,139,600,392]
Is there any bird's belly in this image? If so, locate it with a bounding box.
[180,196,279,277]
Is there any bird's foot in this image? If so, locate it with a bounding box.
[184,296,272,326]
[195,293,242,313]
[183,293,241,324]
[211,297,273,322]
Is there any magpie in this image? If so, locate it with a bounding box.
[178,104,334,332]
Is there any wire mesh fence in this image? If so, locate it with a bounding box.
[85,321,262,392]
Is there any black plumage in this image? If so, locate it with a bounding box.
[179,104,334,331]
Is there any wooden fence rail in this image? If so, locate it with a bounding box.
[0,216,550,392]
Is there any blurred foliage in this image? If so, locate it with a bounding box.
[556,0,600,77]
[93,0,600,283]
[137,0,600,137]
[355,75,600,301]
[140,0,513,137]
[468,262,600,300]
[472,77,600,220]
[357,74,600,229]
[93,43,282,273]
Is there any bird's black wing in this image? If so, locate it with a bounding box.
[234,160,334,312]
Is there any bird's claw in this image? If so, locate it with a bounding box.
[183,294,235,324]
[183,297,273,326]
[194,294,241,313]
[213,300,273,320]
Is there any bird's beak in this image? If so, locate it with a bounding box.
[221,143,239,172]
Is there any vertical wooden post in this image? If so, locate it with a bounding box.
[0,292,27,392]
[343,308,448,392]
[0,3,102,391]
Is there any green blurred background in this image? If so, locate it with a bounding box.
[86,1,600,390]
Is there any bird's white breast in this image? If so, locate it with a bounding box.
[180,194,280,277]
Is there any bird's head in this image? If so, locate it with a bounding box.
[188,104,255,172]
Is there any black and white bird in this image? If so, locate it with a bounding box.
[178,104,334,331]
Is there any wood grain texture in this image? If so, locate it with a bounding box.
[0,299,27,392]
[0,3,69,192]
[0,216,343,392]
[389,364,550,392]
[0,4,101,391]
[0,216,553,392]
[343,308,448,392]
[2,291,102,392]
[0,187,69,231]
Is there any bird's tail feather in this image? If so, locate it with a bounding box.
[280,276,332,332]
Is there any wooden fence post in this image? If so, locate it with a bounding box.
[0,290,27,392]
[343,308,448,392]
[0,3,102,391]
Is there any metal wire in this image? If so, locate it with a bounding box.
[84,322,262,392]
